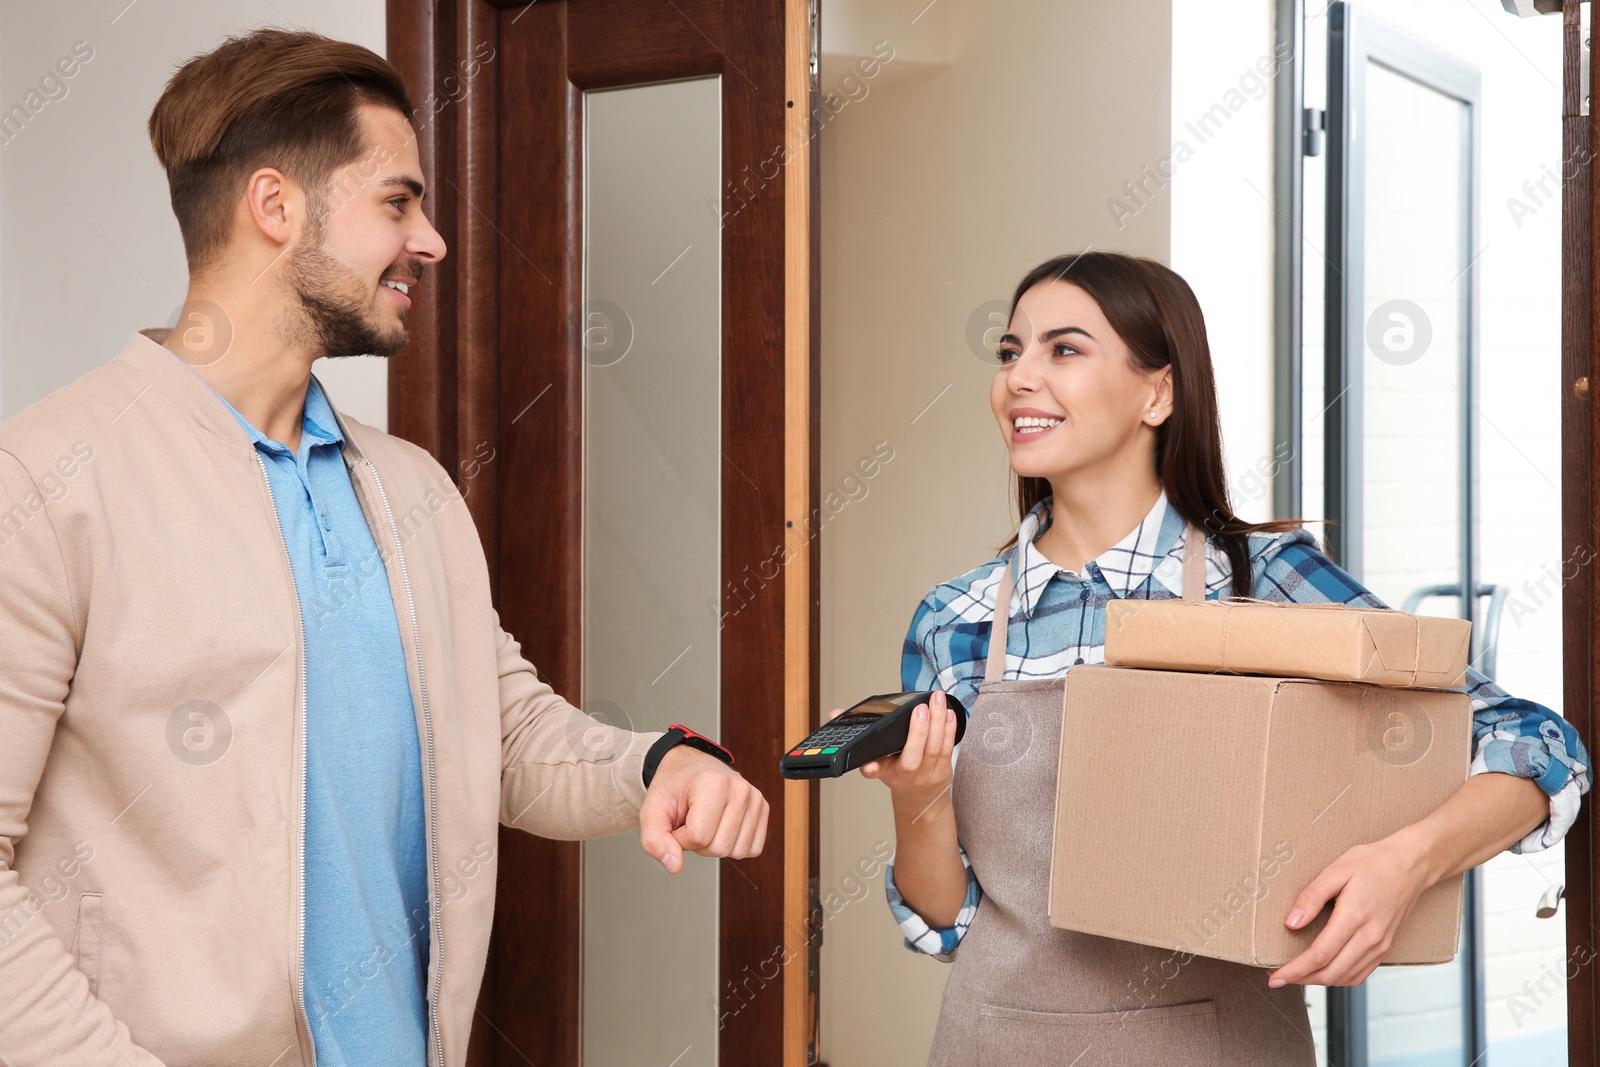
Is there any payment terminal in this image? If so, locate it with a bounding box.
[779,691,968,780]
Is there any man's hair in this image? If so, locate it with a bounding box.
[147,29,415,272]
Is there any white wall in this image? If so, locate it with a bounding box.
[0,0,388,427]
[817,1,1172,1062]
[1169,0,1279,525]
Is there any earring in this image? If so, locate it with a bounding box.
[1148,411,1157,419]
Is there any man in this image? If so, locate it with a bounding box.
[0,29,767,1067]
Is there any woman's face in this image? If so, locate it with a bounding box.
[988,280,1171,483]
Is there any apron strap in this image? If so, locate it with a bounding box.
[984,557,1016,685]
[1182,523,1206,602]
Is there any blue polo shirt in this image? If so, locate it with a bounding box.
[193,364,429,1065]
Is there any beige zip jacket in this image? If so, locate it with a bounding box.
[0,329,659,1066]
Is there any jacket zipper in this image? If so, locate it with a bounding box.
[365,460,444,1067]
[252,453,317,1067]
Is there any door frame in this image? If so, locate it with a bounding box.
[385,2,821,1063]
[1561,2,1598,1063]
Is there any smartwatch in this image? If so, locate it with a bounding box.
[642,724,735,788]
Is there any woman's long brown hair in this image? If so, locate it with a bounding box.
[999,250,1304,598]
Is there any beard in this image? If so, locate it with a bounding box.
[284,221,420,360]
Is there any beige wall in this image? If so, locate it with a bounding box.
[0,1,388,426]
[816,1,1175,1061]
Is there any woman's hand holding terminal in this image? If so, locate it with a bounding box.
[829,691,967,927]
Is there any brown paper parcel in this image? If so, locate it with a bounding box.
[1103,596,1472,689]
[1048,664,1471,968]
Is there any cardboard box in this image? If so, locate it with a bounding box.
[1103,597,1472,689]
[1047,664,1471,968]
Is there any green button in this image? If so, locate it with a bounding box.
[822,747,840,754]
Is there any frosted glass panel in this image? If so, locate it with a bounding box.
[582,75,722,1067]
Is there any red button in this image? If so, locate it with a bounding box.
[789,749,805,756]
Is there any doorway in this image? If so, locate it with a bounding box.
[1321,5,1485,1061]
[386,1,820,1063]
[1290,2,1582,1063]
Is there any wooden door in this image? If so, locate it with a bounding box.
[1561,2,1598,1064]
[386,2,820,1064]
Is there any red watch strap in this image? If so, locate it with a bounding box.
[667,723,734,764]
[642,724,736,789]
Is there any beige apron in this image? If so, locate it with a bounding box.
[927,525,1317,1066]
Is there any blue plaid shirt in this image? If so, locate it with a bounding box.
[884,491,1592,958]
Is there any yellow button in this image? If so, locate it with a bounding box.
[804,748,823,756]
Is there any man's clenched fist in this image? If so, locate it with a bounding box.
[638,747,769,873]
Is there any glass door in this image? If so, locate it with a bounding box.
[1323,4,1480,1063]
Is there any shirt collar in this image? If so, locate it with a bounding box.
[302,376,344,446]
[219,375,342,457]
[1011,489,1220,617]
[161,340,344,456]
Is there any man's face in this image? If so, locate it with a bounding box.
[284,103,446,358]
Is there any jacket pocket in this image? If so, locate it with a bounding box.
[71,893,104,998]
[978,999,1220,1067]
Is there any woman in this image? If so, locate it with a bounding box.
[842,251,1589,1064]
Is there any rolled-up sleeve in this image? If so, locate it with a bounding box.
[1465,664,1588,853]
[1258,533,1591,853]
[885,845,982,960]
[884,589,986,959]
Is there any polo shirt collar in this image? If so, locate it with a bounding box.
[220,374,344,456]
